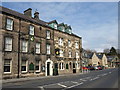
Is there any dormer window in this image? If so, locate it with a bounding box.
[54,24,57,29]
[29,25,34,35]
[62,27,65,32]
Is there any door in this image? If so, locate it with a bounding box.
[54,63,58,75]
[47,62,50,76]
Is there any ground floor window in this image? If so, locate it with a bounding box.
[35,60,41,72]
[4,59,11,73]
[21,60,27,72]
[66,63,69,69]
[59,62,64,70]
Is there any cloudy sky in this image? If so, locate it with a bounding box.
[2,2,118,52]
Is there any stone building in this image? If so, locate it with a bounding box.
[0,6,82,79]
[88,53,108,67]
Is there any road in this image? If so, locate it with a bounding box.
[2,68,119,90]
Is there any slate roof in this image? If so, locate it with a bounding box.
[0,6,47,26]
[0,6,82,39]
[106,56,115,62]
[87,53,94,59]
[96,54,103,59]
[47,20,58,24]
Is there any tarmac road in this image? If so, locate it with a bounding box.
[2,68,119,90]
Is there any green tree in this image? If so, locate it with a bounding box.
[109,47,117,55]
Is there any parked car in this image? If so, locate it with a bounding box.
[94,66,99,70]
[87,66,95,70]
[97,66,104,70]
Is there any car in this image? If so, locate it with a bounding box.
[94,66,99,70]
[87,66,95,70]
[97,66,104,70]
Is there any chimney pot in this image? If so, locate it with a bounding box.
[34,11,39,20]
[24,8,32,17]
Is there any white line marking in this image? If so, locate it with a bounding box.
[39,87,44,90]
[58,83,67,88]
[80,79,87,82]
[67,82,83,89]
[71,81,78,84]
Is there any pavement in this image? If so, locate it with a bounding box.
[2,71,89,84]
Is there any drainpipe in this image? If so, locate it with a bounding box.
[17,19,21,78]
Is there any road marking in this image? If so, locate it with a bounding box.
[109,72,111,74]
[39,87,44,90]
[71,81,78,84]
[90,77,99,81]
[80,79,87,82]
[58,83,67,88]
[67,82,83,89]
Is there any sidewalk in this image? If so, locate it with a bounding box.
[2,72,86,84]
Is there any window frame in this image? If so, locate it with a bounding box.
[46,30,51,39]
[21,40,28,53]
[4,59,12,74]
[21,60,28,73]
[35,60,41,72]
[29,25,35,36]
[4,37,13,51]
[36,42,40,54]
[46,44,51,54]
[6,18,13,31]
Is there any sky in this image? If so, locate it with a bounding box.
[2,2,118,52]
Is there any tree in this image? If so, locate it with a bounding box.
[103,48,110,54]
[109,47,117,55]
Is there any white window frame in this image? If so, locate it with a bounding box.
[60,49,64,57]
[35,60,41,72]
[59,38,63,46]
[76,52,79,58]
[22,40,28,52]
[75,42,79,49]
[29,25,35,35]
[69,51,72,58]
[47,44,50,54]
[36,43,40,54]
[4,59,12,74]
[54,24,57,29]
[5,37,12,51]
[59,62,64,70]
[46,30,50,39]
[62,26,65,32]
[6,18,13,30]
[68,40,71,47]
[21,60,28,73]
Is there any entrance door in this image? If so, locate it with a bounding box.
[54,63,58,75]
[47,62,50,76]
[73,63,76,73]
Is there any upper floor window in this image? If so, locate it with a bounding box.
[54,24,57,29]
[60,49,64,57]
[22,40,28,52]
[47,44,50,54]
[5,37,12,51]
[46,30,50,39]
[68,40,71,47]
[76,52,79,58]
[69,51,72,58]
[58,38,63,46]
[29,25,34,35]
[6,18,13,30]
[36,43,40,54]
[75,42,79,49]
[62,27,65,32]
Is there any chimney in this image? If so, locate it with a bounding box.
[24,8,32,17]
[34,11,39,20]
